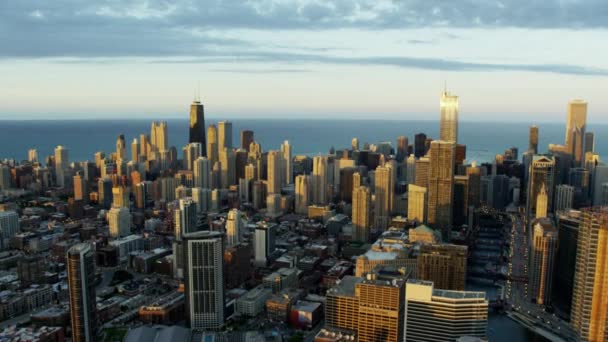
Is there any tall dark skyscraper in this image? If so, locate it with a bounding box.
[189,100,206,154]
[414,133,427,158]
[67,243,97,342]
[240,130,254,150]
[529,125,539,154]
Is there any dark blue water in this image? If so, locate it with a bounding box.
[1,119,606,163]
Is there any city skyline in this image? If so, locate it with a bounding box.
[1,1,608,120]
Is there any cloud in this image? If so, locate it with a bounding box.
[1,0,606,77]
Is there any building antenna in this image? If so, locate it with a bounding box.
[197,81,201,102]
[444,80,447,94]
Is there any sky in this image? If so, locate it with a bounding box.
[1,0,607,122]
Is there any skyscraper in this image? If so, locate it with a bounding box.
[98,177,113,209]
[150,121,168,152]
[177,198,198,237]
[281,140,292,185]
[555,184,575,212]
[73,173,87,202]
[0,211,19,251]
[189,100,206,149]
[240,130,254,150]
[535,184,548,219]
[417,244,467,291]
[111,186,129,208]
[396,136,409,162]
[352,185,371,242]
[183,230,225,330]
[414,157,430,188]
[571,207,608,341]
[67,243,97,342]
[529,125,539,154]
[130,138,140,162]
[193,156,211,189]
[527,155,555,214]
[218,121,233,151]
[529,218,558,305]
[207,124,218,165]
[267,150,282,194]
[295,175,311,215]
[54,145,69,188]
[553,209,581,315]
[115,134,126,160]
[565,100,587,167]
[584,131,595,154]
[439,90,459,143]
[226,209,242,247]
[374,165,394,230]
[107,207,130,238]
[312,156,329,205]
[408,184,427,224]
[414,133,427,158]
[219,147,236,188]
[255,222,276,266]
[427,141,455,239]
[404,280,488,342]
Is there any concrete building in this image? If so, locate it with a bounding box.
[236,285,273,317]
[67,243,97,342]
[439,90,459,143]
[0,211,19,251]
[404,280,488,342]
[427,141,455,239]
[295,175,311,215]
[565,99,587,166]
[407,184,427,224]
[108,207,131,238]
[352,186,371,242]
[529,218,558,305]
[571,207,608,341]
[417,244,467,291]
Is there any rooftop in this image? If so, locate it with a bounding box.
[327,276,363,297]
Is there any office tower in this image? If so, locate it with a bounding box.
[138,134,149,160]
[571,207,608,341]
[133,181,148,209]
[97,177,113,209]
[527,155,555,213]
[67,243,97,342]
[351,138,359,151]
[0,211,19,251]
[151,121,168,152]
[352,186,372,242]
[404,280,488,342]
[0,165,10,190]
[326,276,363,332]
[130,138,140,163]
[440,90,459,143]
[529,125,539,154]
[267,150,282,194]
[570,167,591,207]
[184,142,202,170]
[414,133,427,158]
[584,131,595,154]
[352,171,361,189]
[193,156,211,189]
[374,165,394,230]
[414,157,430,188]
[107,207,130,238]
[245,163,256,181]
[453,175,469,226]
[417,244,467,290]
[183,230,225,330]
[529,218,558,305]
[73,173,87,202]
[218,121,232,150]
[466,164,482,208]
[28,148,38,163]
[593,166,608,205]
[565,100,587,166]
[219,147,235,188]
[396,136,409,162]
[255,223,276,266]
[207,124,218,165]
[234,149,248,181]
[555,184,575,212]
[281,140,292,185]
[427,141,455,239]
[357,274,405,342]
[176,198,198,238]
[226,209,242,247]
[115,134,126,160]
[240,130,254,150]
[211,162,221,190]
[337,167,355,202]
[553,209,581,315]
[295,175,311,215]
[111,186,129,208]
[313,156,329,205]
[408,184,427,223]
[189,100,206,149]
[406,155,416,184]
[535,184,548,219]
[54,145,69,188]
[192,187,211,213]
[266,194,281,217]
